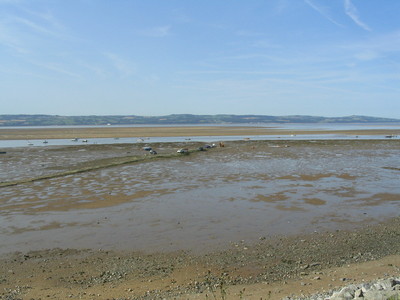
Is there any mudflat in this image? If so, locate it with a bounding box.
[0,125,399,140]
[1,139,399,299]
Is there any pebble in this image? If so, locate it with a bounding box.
[313,276,321,280]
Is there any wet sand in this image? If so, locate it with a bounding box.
[0,125,399,140]
[1,138,400,299]
[1,219,400,299]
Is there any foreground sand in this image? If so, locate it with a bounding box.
[0,125,399,140]
[1,218,400,299]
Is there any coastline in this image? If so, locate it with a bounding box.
[0,125,399,140]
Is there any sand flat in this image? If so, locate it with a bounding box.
[0,125,399,139]
[1,139,399,255]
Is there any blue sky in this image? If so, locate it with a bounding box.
[1,0,399,118]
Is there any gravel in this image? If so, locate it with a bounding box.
[1,217,400,299]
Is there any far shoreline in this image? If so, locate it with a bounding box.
[0,125,399,140]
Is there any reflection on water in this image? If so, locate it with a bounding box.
[0,141,399,254]
[0,134,397,148]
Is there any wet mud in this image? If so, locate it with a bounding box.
[1,140,399,255]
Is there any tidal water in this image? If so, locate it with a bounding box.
[1,123,399,148]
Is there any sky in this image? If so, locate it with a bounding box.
[1,0,400,118]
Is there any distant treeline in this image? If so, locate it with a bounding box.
[0,114,399,127]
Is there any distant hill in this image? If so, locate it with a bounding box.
[0,114,399,127]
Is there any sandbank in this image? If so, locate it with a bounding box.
[0,126,399,140]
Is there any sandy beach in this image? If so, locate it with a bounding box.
[1,134,399,299]
[1,217,400,299]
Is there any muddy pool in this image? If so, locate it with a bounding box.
[0,140,399,254]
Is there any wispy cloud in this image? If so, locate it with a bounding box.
[14,16,57,36]
[0,7,73,57]
[340,30,400,63]
[22,7,67,32]
[137,26,171,37]
[344,0,371,31]
[79,61,107,78]
[171,9,191,23]
[104,53,135,77]
[304,0,343,27]
[0,0,22,4]
[28,60,82,78]
[273,0,290,15]
[236,30,264,37]
[354,50,379,61]
[251,40,282,49]
[13,12,73,41]
[0,22,28,53]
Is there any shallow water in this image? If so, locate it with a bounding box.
[0,134,390,148]
[1,122,399,148]
[0,140,399,254]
